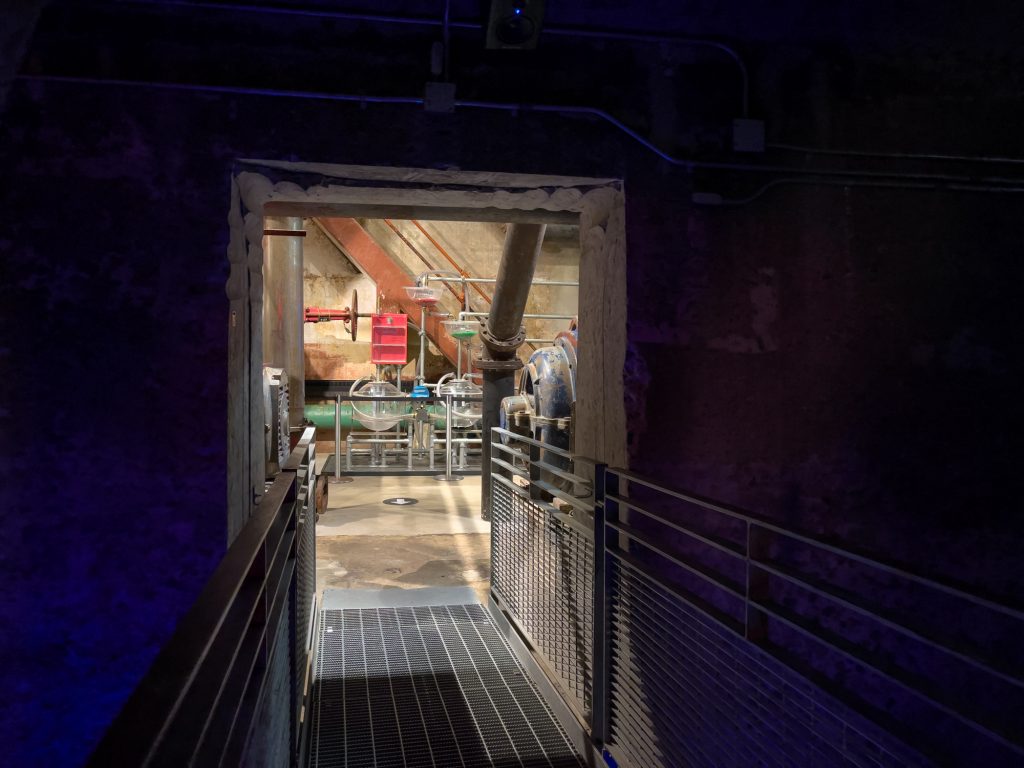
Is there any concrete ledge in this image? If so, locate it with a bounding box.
[320,585,481,609]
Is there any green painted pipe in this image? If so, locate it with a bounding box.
[304,402,446,429]
[304,402,361,429]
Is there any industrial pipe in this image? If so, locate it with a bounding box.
[478,223,547,519]
[262,216,305,427]
[481,223,547,359]
[304,403,444,429]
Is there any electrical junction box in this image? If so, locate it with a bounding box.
[370,313,408,364]
[733,118,766,153]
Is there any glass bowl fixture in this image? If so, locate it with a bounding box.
[350,378,405,431]
[404,285,443,306]
[443,319,479,340]
[437,375,482,428]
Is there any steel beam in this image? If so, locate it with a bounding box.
[315,217,463,367]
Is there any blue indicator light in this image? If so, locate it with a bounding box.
[514,8,522,14]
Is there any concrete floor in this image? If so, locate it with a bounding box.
[315,473,490,603]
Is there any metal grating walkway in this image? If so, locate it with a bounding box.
[309,603,586,768]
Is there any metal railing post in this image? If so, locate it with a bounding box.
[446,395,453,477]
[333,394,341,480]
[435,393,463,481]
[592,464,613,747]
[528,429,543,501]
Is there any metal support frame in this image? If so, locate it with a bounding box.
[88,427,320,767]
[324,393,483,476]
[435,392,464,481]
[488,427,1024,767]
[591,463,614,748]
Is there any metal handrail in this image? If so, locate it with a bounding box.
[487,436,1024,762]
[599,466,1024,760]
[608,468,1024,621]
[87,427,318,767]
[489,428,596,508]
[490,425,575,461]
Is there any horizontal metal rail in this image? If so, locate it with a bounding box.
[461,311,577,320]
[489,435,1021,765]
[601,466,1024,760]
[88,428,318,767]
[492,472,593,539]
[610,469,1024,622]
[424,275,580,288]
[328,394,482,403]
[490,426,576,461]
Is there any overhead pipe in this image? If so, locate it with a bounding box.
[25,74,1024,191]
[481,223,547,357]
[477,223,547,520]
[113,0,751,115]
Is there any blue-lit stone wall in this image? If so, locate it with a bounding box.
[2,1,1022,764]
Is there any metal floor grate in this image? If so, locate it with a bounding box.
[309,603,586,768]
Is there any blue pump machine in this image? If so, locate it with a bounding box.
[499,326,577,477]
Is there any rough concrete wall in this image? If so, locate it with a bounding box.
[0,83,623,765]
[0,87,230,764]
[302,219,379,381]
[0,0,44,117]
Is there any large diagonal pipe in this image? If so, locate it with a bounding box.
[478,223,546,519]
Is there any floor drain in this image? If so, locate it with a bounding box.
[383,497,418,506]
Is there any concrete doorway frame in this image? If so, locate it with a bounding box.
[226,159,627,541]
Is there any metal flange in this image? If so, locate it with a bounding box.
[475,356,524,371]
[479,323,526,356]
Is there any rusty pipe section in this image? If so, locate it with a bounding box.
[479,223,547,361]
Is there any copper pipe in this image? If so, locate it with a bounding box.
[382,219,464,303]
[411,220,493,306]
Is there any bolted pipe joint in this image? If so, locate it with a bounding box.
[480,222,546,361]
[477,324,526,368]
